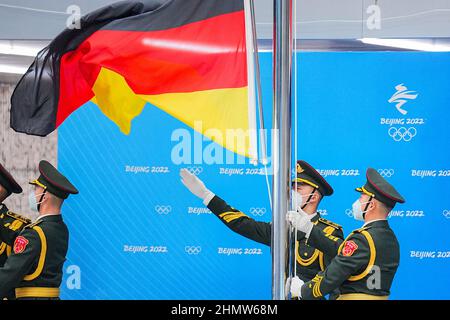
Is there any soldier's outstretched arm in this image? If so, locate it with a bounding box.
[207,195,271,246]
[306,223,344,258]
[0,228,40,297]
[300,232,370,300]
[180,169,271,246]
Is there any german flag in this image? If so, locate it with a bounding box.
[11,0,257,159]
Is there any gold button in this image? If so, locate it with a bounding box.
[304,253,308,256]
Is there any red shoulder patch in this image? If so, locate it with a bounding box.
[342,240,358,257]
[13,236,29,254]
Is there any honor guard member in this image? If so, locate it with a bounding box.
[0,163,32,300]
[290,168,404,300]
[180,160,344,286]
[0,160,78,300]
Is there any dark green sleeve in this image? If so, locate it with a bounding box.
[207,195,271,246]
[0,222,22,246]
[0,211,30,246]
[0,228,41,297]
[307,225,344,258]
[301,233,369,300]
[0,211,7,243]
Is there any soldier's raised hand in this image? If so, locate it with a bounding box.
[180,169,215,205]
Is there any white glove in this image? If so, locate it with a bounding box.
[180,169,215,205]
[290,276,304,299]
[285,277,292,299]
[286,210,314,237]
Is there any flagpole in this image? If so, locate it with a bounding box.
[272,0,293,300]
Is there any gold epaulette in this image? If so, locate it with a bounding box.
[6,211,31,224]
[24,219,42,230]
[318,218,342,230]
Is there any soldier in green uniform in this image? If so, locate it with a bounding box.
[0,163,32,300]
[290,168,404,300]
[0,160,78,300]
[180,160,344,293]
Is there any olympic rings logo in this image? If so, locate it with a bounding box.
[377,169,395,178]
[388,127,417,142]
[155,205,172,214]
[443,210,450,219]
[345,209,354,217]
[186,166,203,176]
[185,246,202,255]
[250,207,266,216]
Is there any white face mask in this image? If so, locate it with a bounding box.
[291,190,314,212]
[28,191,45,213]
[352,199,372,221]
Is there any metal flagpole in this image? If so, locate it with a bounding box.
[272,0,293,300]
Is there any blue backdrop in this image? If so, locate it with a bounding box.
[58,52,450,300]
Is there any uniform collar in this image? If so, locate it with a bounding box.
[363,218,388,228]
[36,213,63,222]
[310,212,320,222]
